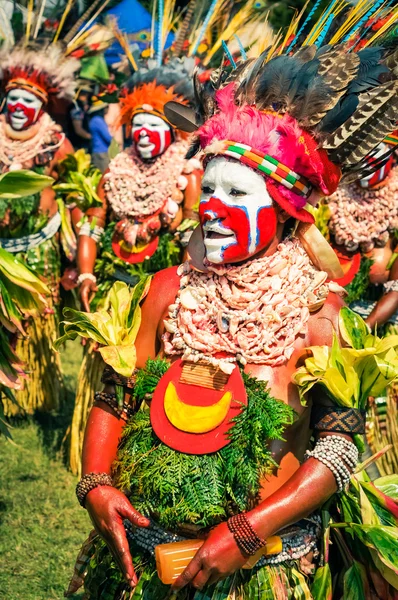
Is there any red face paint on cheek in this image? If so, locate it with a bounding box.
[133,126,172,158]
[200,197,278,264]
[7,102,41,129]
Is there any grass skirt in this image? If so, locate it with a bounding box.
[68,342,104,475]
[4,310,64,415]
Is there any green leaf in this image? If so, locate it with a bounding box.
[343,561,370,600]
[350,524,398,580]
[374,476,398,501]
[339,307,369,349]
[108,138,121,160]
[0,170,53,198]
[311,565,332,600]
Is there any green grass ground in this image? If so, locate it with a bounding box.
[0,341,90,600]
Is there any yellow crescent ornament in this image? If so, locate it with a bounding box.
[164,382,232,434]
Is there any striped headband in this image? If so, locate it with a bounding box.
[384,132,398,147]
[209,141,313,199]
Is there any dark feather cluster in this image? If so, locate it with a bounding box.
[191,43,398,178]
[126,57,195,104]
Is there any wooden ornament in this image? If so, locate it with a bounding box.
[150,359,247,454]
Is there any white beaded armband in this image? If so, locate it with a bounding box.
[79,221,104,243]
[384,280,398,294]
[77,273,97,285]
[305,435,358,492]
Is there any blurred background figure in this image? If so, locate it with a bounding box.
[87,97,112,172]
[69,81,93,150]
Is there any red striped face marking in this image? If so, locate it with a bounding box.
[132,112,172,159]
[6,88,43,131]
[199,157,278,264]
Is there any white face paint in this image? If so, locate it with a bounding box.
[131,112,172,159]
[6,88,43,131]
[199,158,277,264]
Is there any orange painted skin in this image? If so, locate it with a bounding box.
[78,169,202,312]
[82,210,351,591]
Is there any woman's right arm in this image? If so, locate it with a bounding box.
[82,397,150,587]
[78,176,108,311]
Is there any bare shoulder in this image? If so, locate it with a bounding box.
[135,266,180,362]
[143,266,180,313]
[307,292,345,347]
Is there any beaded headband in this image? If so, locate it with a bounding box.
[6,79,49,103]
[208,141,313,199]
[131,106,175,128]
[384,132,398,147]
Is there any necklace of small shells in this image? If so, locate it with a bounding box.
[0,113,64,169]
[163,238,331,375]
[104,140,192,219]
[328,166,398,253]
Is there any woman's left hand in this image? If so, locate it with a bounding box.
[171,522,247,591]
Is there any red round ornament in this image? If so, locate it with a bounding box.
[150,359,247,455]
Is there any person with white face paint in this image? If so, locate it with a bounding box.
[74,21,398,600]
[0,42,82,414]
[69,62,201,476]
[6,88,44,131]
[325,138,398,477]
[76,66,201,314]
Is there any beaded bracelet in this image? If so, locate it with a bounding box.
[77,272,97,286]
[94,391,135,422]
[79,221,104,243]
[384,280,398,294]
[76,472,113,507]
[227,513,267,556]
[305,435,358,492]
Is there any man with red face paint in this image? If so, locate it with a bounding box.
[69,19,398,600]
[67,62,201,476]
[0,44,81,413]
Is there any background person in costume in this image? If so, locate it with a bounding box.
[325,138,398,477]
[0,42,79,413]
[0,3,113,414]
[66,3,398,598]
[87,96,112,172]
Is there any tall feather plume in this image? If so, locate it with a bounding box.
[324,80,398,153]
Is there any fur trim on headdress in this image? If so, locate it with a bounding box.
[0,43,80,102]
[119,58,194,126]
[119,81,189,126]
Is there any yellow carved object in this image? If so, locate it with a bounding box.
[164,382,232,433]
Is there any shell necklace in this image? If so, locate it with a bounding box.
[0,114,64,170]
[163,238,331,374]
[104,140,194,219]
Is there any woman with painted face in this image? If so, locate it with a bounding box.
[68,61,201,475]
[0,43,82,413]
[68,6,398,598]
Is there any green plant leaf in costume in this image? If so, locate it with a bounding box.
[343,560,370,600]
[311,564,332,600]
[55,279,150,376]
[349,524,398,589]
[0,170,53,199]
[374,476,398,501]
[339,307,369,350]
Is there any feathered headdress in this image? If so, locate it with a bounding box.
[0,1,113,104]
[165,1,398,223]
[119,59,195,127]
[0,43,80,103]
